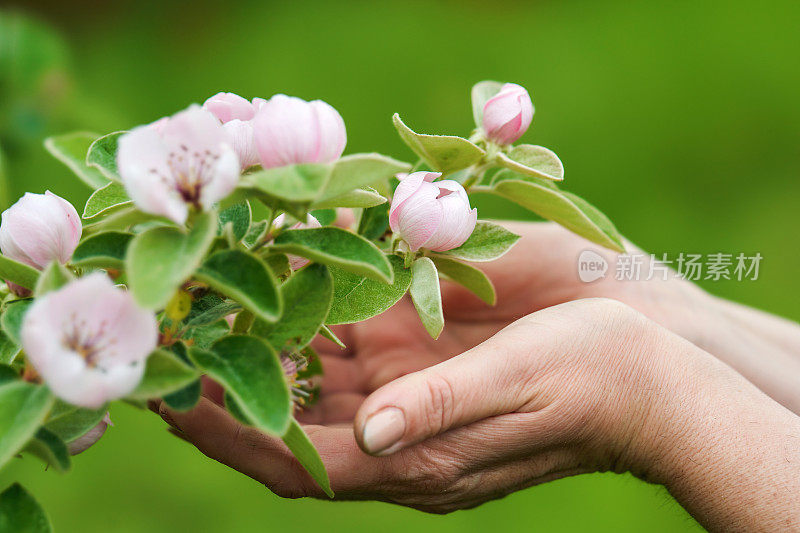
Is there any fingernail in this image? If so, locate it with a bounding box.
[362,407,405,454]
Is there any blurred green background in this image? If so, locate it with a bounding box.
[1,0,798,531]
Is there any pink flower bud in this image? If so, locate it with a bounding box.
[67,413,112,455]
[481,83,533,145]
[272,213,321,270]
[21,273,158,408]
[0,191,81,272]
[223,119,261,170]
[203,92,256,123]
[389,172,477,252]
[117,106,240,225]
[252,95,346,169]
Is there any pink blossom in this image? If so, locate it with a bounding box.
[117,106,240,225]
[21,273,158,408]
[203,92,256,123]
[222,119,261,170]
[252,94,346,168]
[482,83,533,145]
[389,172,477,252]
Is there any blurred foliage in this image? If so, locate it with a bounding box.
[1,0,799,531]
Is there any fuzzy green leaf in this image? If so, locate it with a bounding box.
[45,401,107,444]
[409,257,443,339]
[24,428,70,473]
[1,299,32,345]
[485,180,625,252]
[326,255,412,324]
[312,187,387,209]
[218,201,252,242]
[128,349,200,400]
[71,231,133,270]
[86,131,124,181]
[318,153,410,201]
[44,132,109,189]
[0,330,20,365]
[393,113,485,173]
[0,254,39,290]
[195,249,282,323]
[272,227,392,283]
[34,262,73,296]
[0,382,54,469]
[430,255,496,305]
[495,144,564,182]
[282,420,334,498]
[0,483,52,533]
[82,182,131,220]
[251,264,332,351]
[188,336,291,436]
[245,164,329,203]
[126,211,217,310]
[438,221,520,262]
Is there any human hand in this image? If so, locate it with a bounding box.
[153,298,800,529]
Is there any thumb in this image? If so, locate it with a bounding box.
[353,318,543,456]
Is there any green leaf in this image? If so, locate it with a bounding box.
[223,391,252,425]
[195,249,282,323]
[0,329,20,365]
[318,153,410,201]
[71,231,133,270]
[81,206,160,236]
[185,294,241,327]
[0,382,54,469]
[430,255,496,305]
[471,80,505,127]
[45,401,107,443]
[392,113,485,173]
[245,164,329,203]
[185,319,230,350]
[86,131,124,180]
[409,257,444,339]
[162,343,202,411]
[309,209,337,226]
[82,182,131,220]
[24,428,70,473]
[126,211,217,309]
[128,349,200,400]
[312,187,387,209]
[0,483,52,533]
[438,221,521,262]
[188,336,291,435]
[162,380,201,412]
[495,144,564,182]
[326,255,412,324]
[263,253,291,279]
[272,227,392,283]
[357,203,390,241]
[282,420,334,498]
[485,180,625,252]
[1,299,32,345]
[218,201,251,242]
[318,325,346,349]
[34,262,73,296]
[251,264,333,351]
[43,132,109,189]
[243,219,269,248]
[0,254,39,290]
[0,366,18,386]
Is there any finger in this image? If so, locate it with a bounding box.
[353,316,552,456]
[294,392,365,425]
[155,397,389,498]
